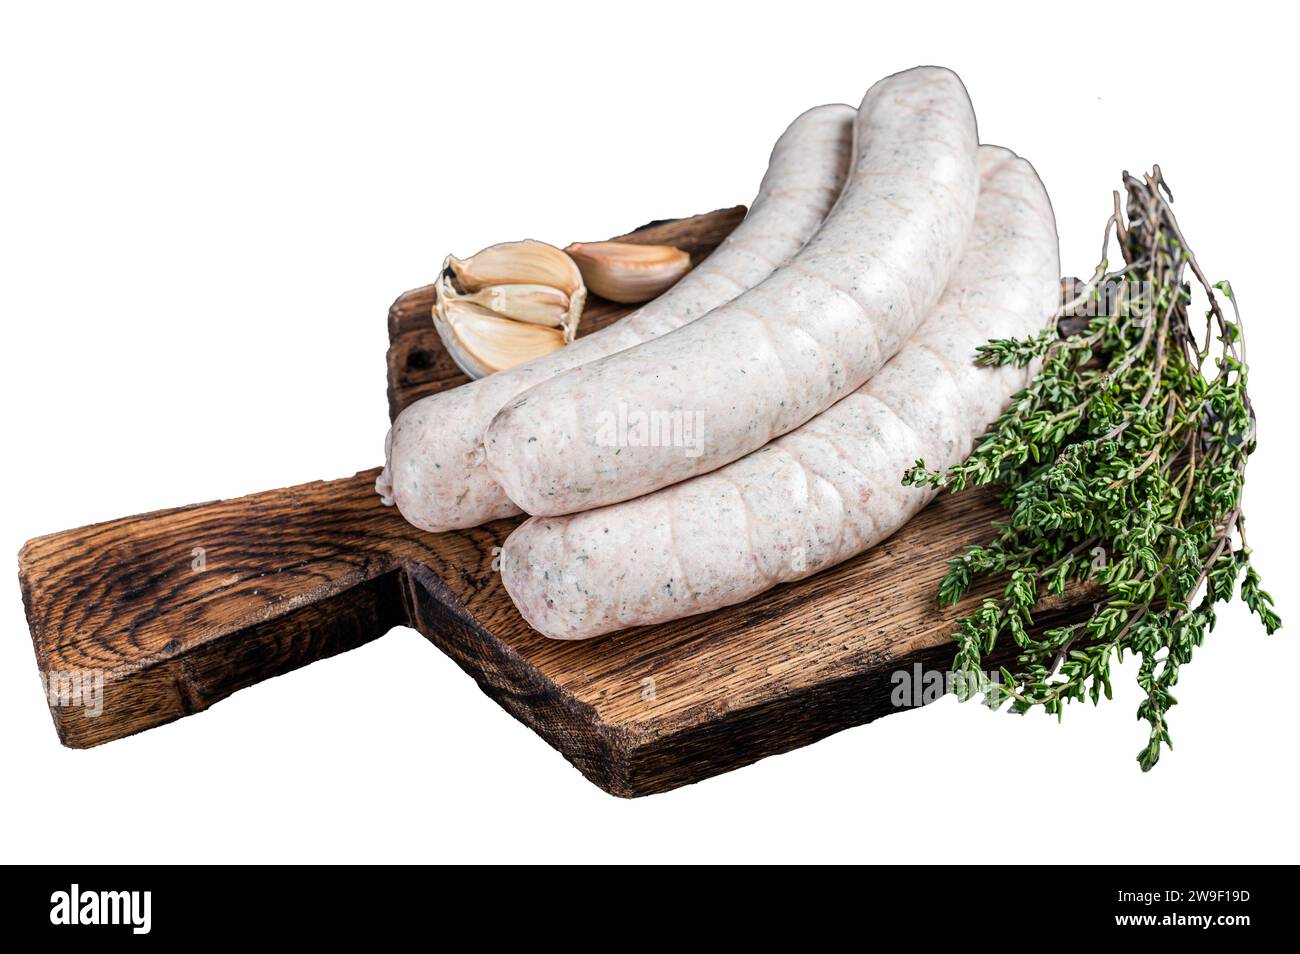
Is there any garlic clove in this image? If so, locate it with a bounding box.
[447,240,584,297]
[453,283,572,328]
[435,301,568,379]
[564,241,692,304]
[434,240,586,379]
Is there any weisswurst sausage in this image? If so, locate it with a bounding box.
[501,146,1059,639]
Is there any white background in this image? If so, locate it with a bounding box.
[3,1,1297,864]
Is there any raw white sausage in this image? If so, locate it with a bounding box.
[485,66,979,517]
[377,103,855,532]
[501,146,1059,639]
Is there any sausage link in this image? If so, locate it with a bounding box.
[501,145,1059,639]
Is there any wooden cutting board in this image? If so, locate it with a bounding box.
[18,207,1094,797]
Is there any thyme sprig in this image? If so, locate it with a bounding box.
[904,167,1280,770]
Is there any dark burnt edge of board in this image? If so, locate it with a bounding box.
[613,600,1093,796]
[402,561,630,793]
[385,284,436,422]
[402,557,1094,797]
[405,535,1095,797]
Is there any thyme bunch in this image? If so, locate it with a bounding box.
[904,167,1281,770]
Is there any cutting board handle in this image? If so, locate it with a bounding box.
[18,469,436,747]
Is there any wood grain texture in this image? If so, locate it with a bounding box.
[19,206,1094,796]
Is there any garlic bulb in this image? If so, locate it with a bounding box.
[434,240,586,379]
[564,241,692,304]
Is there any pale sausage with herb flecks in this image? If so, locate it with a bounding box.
[501,145,1059,639]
